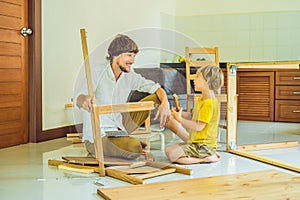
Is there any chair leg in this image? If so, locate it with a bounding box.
[158,132,165,150]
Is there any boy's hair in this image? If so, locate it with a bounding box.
[106,34,139,63]
[197,65,224,94]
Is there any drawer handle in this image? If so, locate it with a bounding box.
[293,110,300,113]
[293,92,300,95]
[294,77,300,80]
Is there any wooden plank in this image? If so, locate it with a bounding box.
[172,94,181,112]
[186,60,216,67]
[62,156,98,165]
[62,156,133,166]
[66,133,82,137]
[98,170,300,200]
[105,168,144,185]
[145,161,192,175]
[229,150,300,173]
[48,159,99,173]
[106,166,160,175]
[58,165,94,174]
[187,47,217,54]
[135,168,176,180]
[95,101,154,115]
[226,64,238,150]
[228,60,300,69]
[66,138,82,143]
[238,141,299,151]
[80,28,105,176]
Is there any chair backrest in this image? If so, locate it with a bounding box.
[185,47,219,111]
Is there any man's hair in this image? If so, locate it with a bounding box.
[197,65,224,94]
[106,34,139,63]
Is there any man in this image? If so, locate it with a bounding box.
[74,34,170,159]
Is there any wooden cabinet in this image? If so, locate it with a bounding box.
[275,71,300,122]
[237,71,275,121]
[160,63,299,122]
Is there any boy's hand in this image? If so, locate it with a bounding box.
[171,107,183,123]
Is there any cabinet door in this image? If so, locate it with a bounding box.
[237,71,275,121]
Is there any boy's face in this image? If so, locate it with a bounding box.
[114,52,136,73]
[194,72,207,92]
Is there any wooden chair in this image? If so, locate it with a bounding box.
[185,47,220,111]
[185,47,227,145]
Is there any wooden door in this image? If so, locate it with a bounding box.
[0,0,28,148]
[237,71,275,121]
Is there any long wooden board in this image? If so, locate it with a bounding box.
[98,170,300,200]
[238,141,299,151]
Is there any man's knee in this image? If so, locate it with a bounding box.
[109,137,142,153]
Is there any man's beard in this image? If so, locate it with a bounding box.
[119,64,130,73]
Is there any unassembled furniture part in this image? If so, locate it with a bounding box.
[226,61,300,173]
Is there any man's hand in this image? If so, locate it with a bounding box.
[154,102,170,128]
[76,94,95,112]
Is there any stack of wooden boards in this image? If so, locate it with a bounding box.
[48,156,192,185]
[66,133,82,144]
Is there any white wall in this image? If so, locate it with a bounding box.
[175,0,300,16]
[42,0,300,130]
[173,0,300,62]
[42,0,176,130]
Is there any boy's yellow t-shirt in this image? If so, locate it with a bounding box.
[187,96,220,148]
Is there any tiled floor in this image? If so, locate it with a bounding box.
[0,121,299,200]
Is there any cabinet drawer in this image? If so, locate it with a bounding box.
[275,100,300,122]
[276,71,300,85]
[276,86,300,100]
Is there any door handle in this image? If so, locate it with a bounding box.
[20,27,33,37]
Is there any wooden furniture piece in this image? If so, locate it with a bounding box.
[64,103,160,148]
[226,61,300,173]
[98,170,300,200]
[49,158,192,185]
[222,67,300,122]
[275,70,300,122]
[185,47,219,111]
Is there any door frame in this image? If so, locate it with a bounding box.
[28,0,76,142]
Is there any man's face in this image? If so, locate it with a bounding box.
[115,52,136,73]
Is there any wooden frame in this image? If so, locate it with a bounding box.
[185,47,219,111]
[226,61,300,173]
